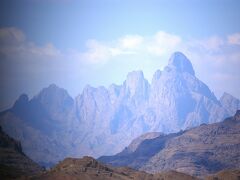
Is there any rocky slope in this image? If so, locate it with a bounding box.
[99,110,240,177]
[0,126,43,179]
[31,156,198,180]
[0,52,238,165]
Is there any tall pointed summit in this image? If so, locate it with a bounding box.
[125,70,149,99]
[168,52,195,76]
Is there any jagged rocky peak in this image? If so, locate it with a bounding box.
[152,69,162,83]
[82,85,108,98]
[81,84,95,95]
[109,84,121,95]
[36,83,73,102]
[108,84,121,103]
[167,52,195,76]
[79,85,110,111]
[34,84,74,117]
[75,85,95,108]
[126,70,144,84]
[220,92,240,115]
[125,70,149,97]
[37,83,67,97]
[153,69,162,79]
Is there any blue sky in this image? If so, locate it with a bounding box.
[0,0,240,109]
[1,0,240,47]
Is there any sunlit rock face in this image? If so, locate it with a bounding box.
[0,52,238,165]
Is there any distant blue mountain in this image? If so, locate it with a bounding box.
[0,52,238,166]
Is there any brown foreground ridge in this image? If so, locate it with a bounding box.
[30,156,198,180]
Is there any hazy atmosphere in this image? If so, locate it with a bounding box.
[1,0,240,110]
[1,1,240,179]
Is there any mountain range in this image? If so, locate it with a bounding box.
[0,52,239,166]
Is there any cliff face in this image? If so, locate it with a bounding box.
[99,110,240,177]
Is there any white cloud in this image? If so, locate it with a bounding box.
[146,31,181,56]
[80,39,112,63]
[74,31,182,63]
[75,39,125,64]
[154,31,181,46]
[119,35,143,49]
[227,33,240,45]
